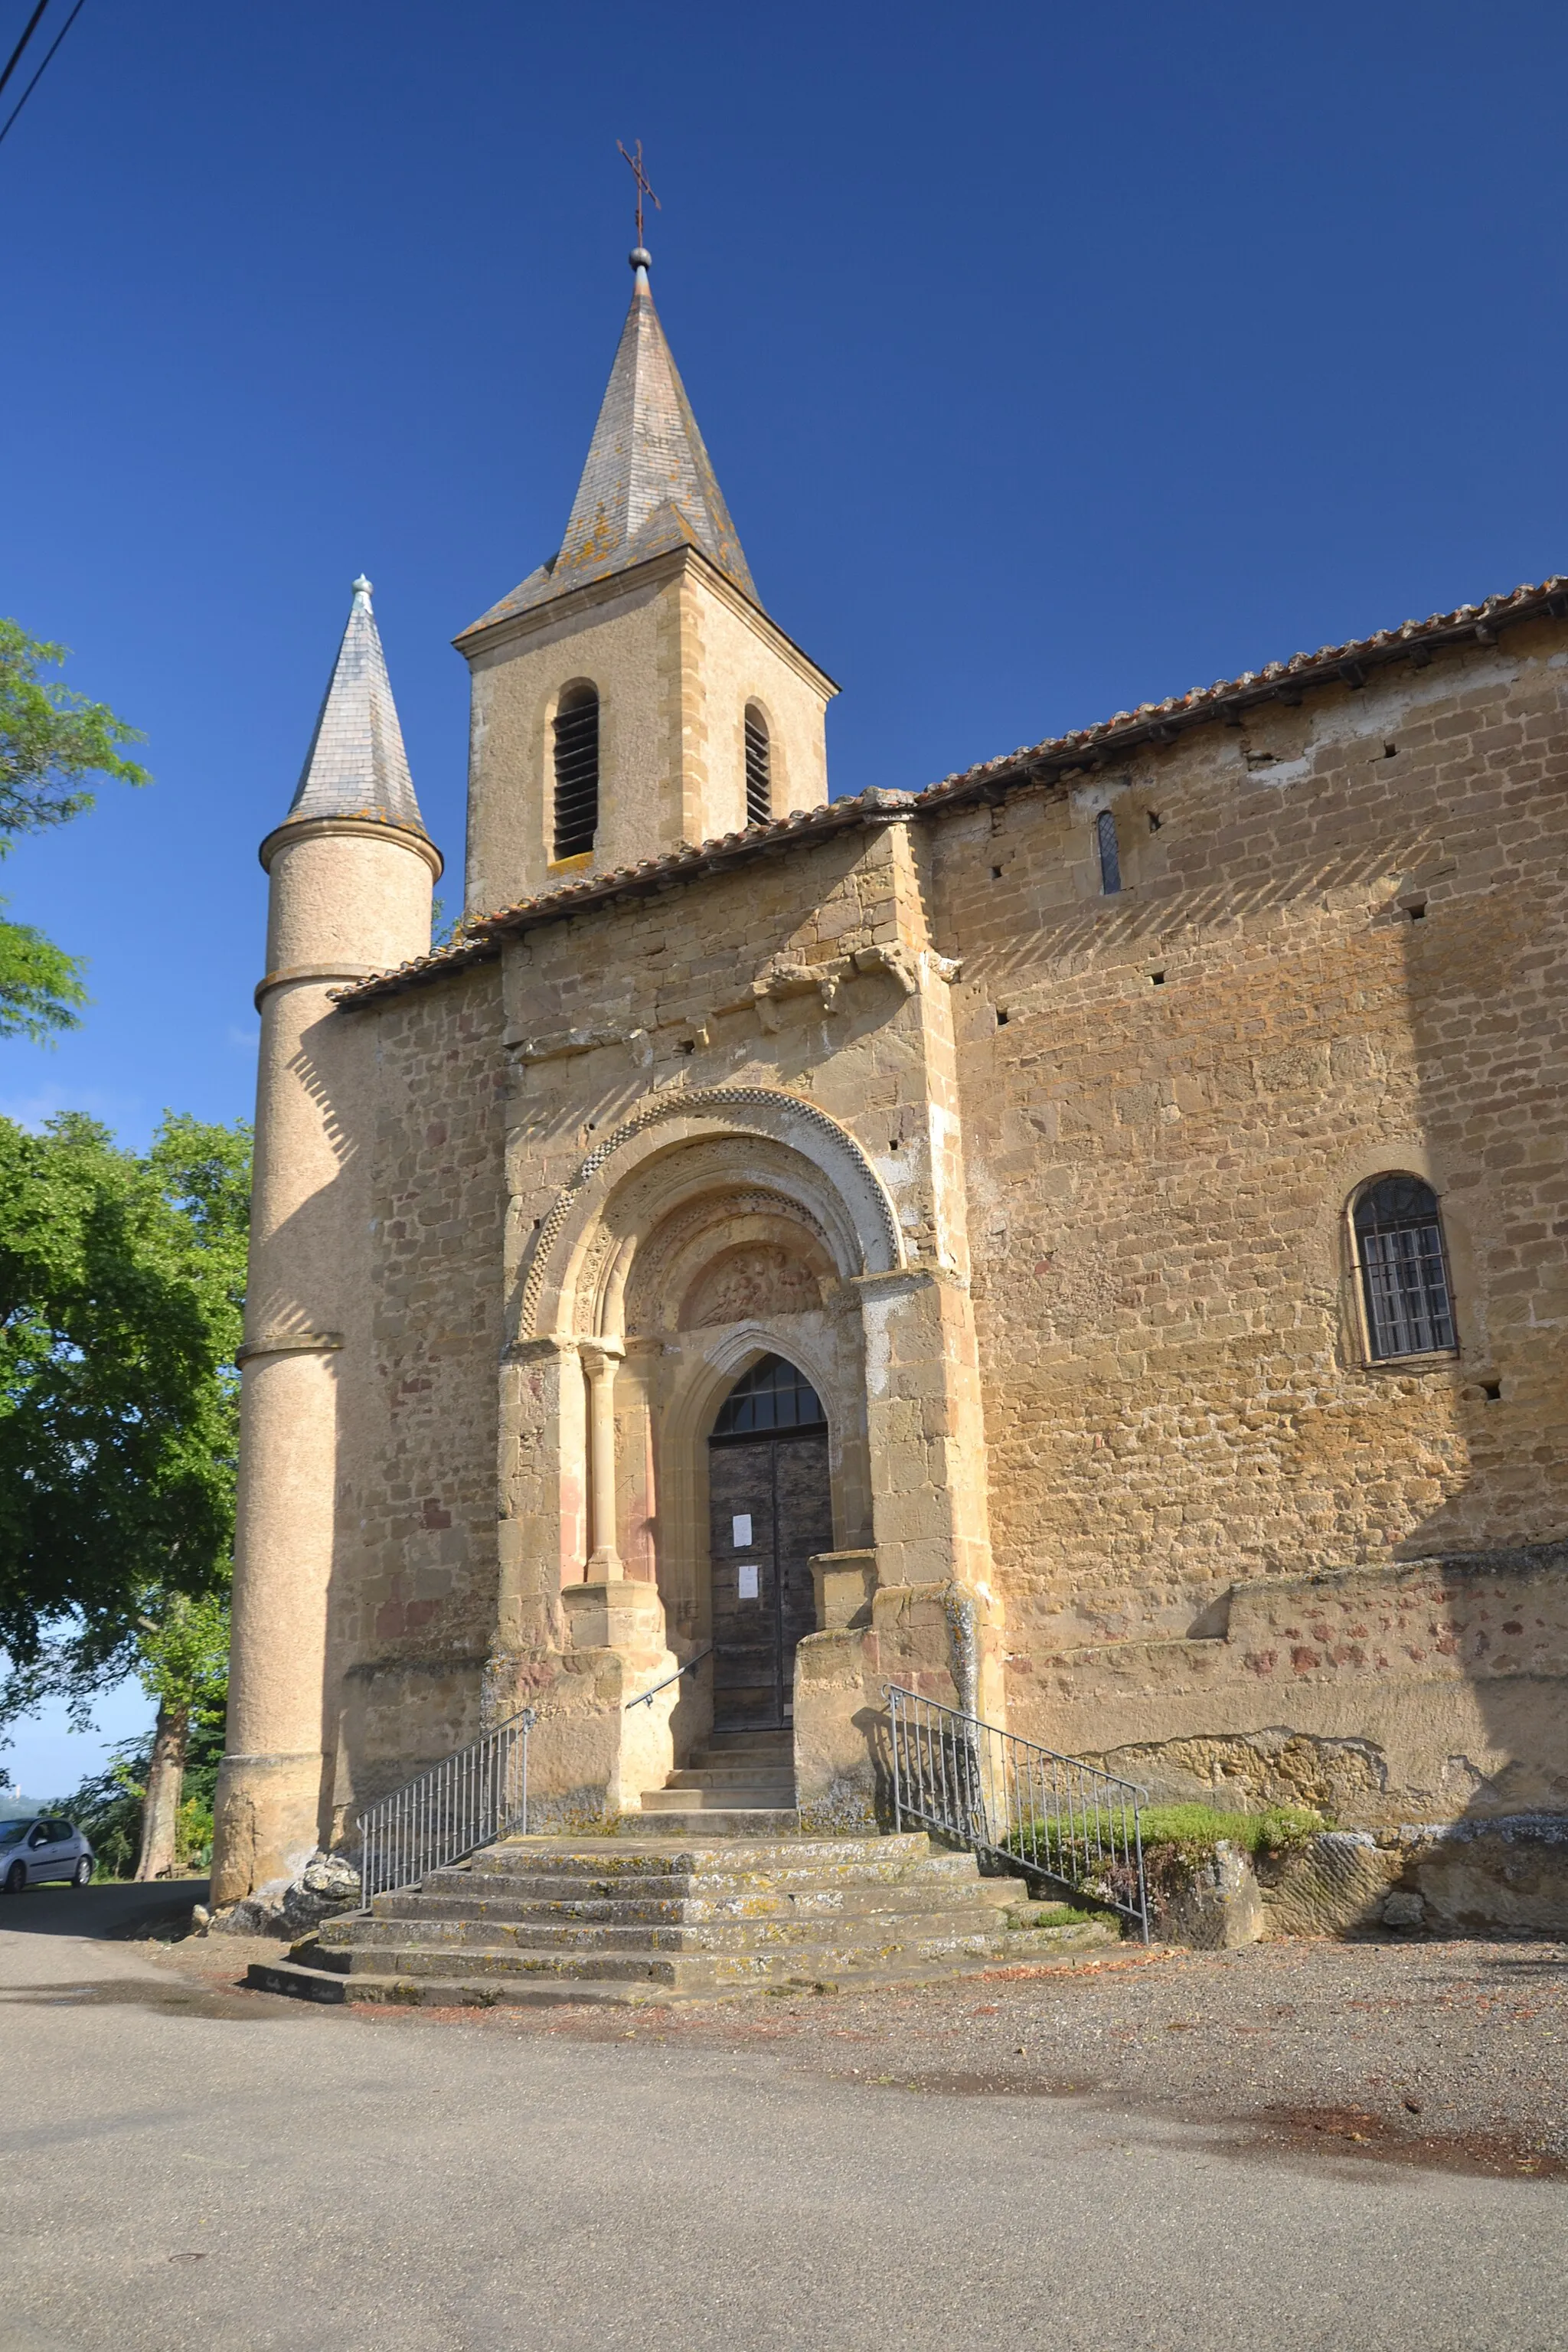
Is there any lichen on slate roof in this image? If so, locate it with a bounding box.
[459,257,756,640]
[286,577,427,833]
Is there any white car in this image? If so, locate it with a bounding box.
[0,1815,94,1893]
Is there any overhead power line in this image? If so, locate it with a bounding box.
[0,2,51,103]
[0,0,86,153]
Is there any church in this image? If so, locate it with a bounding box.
[211,242,1568,1908]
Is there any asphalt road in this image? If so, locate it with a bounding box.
[2,1889,1564,2352]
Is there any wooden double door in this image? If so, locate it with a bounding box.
[707,1429,833,1731]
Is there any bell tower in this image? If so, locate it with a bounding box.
[456,247,838,918]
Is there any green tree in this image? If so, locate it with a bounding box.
[0,1114,249,1870]
[0,619,149,1040]
[47,1690,228,1880]
[127,1588,230,1879]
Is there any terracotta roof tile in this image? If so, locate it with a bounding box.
[918,576,1568,808]
[335,575,1568,1010]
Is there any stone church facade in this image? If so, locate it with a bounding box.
[212,250,1568,1905]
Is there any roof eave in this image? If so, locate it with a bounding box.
[918,576,1568,816]
[452,540,839,696]
[332,790,911,1011]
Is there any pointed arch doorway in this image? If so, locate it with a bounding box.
[707,1354,833,1731]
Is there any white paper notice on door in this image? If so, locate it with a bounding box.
[737,1562,760,1600]
[731,1514,752,1547]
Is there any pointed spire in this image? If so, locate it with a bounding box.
[286,577,426,833]
[461,253,756,637]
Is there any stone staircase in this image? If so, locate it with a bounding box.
[247,1832,1119,2009]
[636,1727,798,1834]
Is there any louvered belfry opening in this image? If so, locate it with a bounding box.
[552,685,599,859]
[743,705,772,827]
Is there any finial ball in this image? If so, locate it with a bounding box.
[351,574,374,599]
[629,246,652,272]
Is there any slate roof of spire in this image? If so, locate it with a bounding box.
[458,257,756,642]
[286,577,427,834]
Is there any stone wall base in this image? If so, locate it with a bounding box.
[482,1635,680,1830]
[793,1574,1004,1834]
[1011,1550,1568,1829]
[1158,1818,1568,1946]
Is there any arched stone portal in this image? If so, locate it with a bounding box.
[493,1086,1000,1825]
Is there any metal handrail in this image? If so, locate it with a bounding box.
[357,1705,536,1903]
[625,1647,712,1711]
[887,1684,1148,1941]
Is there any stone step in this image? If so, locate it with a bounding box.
[250,1929,1110,2011]
[687,1736,792,1763]
[448,1844,988,1897]
[628,1806,800,1835]
[1002,1919,1119,1955]
[325,1921,1018,1988]
[247,1824,1128,2013]
[466,1834,938,1876]
[359,1877,1018,1932]
[661,1767,797,1792]
[246,1831,1124,2014]
[307,1914,1115,1975]
[325,1902,1017,1959]
[641,1786,793,1810]
[386,1865,991,1916]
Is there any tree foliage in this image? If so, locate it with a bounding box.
[0,912,88,1043]
[0,619,149,843]
[0,1112,250,1668]
[50,1694,227,1880]
[0,619,149,1040]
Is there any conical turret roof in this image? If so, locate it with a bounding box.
[461,256,756,637]
[286,577,426,832]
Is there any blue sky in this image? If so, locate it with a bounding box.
[5,0,1568,1792]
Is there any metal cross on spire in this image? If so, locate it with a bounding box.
[616,137,661,255]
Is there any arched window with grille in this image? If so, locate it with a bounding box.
[1352,1174,1457,1360]
[743,704,772,827]
[1096,808,1122,894]
[710,1352,827,1439]
[552,683,599,859]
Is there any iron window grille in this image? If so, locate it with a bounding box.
[1096,808,1122,893]
[744,707,772,826]
[553,688,599,859]
[710,1351,826,1440]
[1353,1174,1456,1360]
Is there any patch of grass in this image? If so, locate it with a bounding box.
[1003,1800,1325,1921]
[1135,1802,1325,1860]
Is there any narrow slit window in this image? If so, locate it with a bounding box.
[552,686,599,859]
[1354,1175,1457,1360]
[744,704,772,826]
[1096,808,1122,894]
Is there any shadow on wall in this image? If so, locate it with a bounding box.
[1014,771,1568,1914]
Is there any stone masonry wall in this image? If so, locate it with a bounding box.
[498,816,948,1277]
[933,619,1568,1667]
[328,959,510,1818]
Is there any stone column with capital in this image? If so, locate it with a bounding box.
[489,1330,678,1824]
[580,1341,625,1577]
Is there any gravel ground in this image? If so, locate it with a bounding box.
[146,1927,1568,2183]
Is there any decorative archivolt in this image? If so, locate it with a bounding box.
[515,1085,903,1341]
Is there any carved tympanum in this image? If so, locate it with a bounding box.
[679,1241,827,1330]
